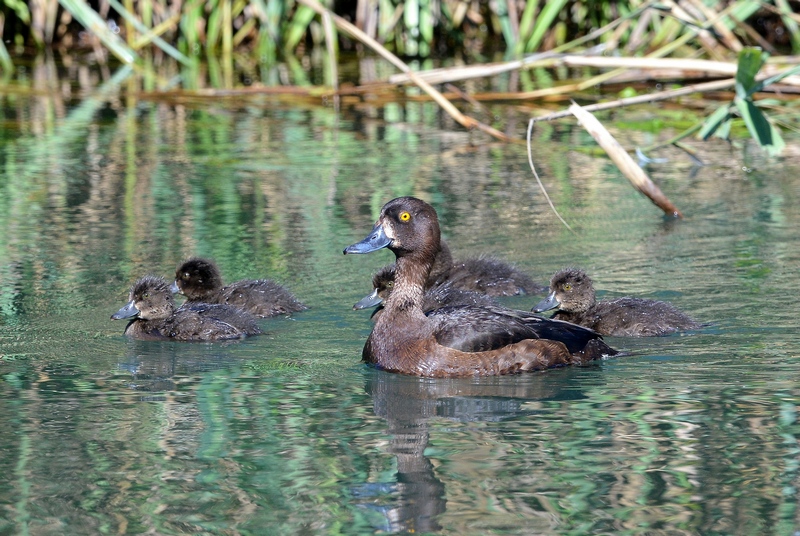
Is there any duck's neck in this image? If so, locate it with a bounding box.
[382,254,431,319]
[427,241,453,287]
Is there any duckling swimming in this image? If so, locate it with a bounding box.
[112,275,261,341]
[533,267,702,337]
[353,264,500,317]
[354,245,544,315]
[171,257,307,318]
[343,197,617,377]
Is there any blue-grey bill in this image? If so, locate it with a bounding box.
[353,288,384,310]
[111,300,140,320]
[343,223,391,255]
[532,291,560,313]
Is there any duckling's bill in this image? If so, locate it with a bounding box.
[111,300,140,320]
[353,288,383,310]
[533,291,560,313]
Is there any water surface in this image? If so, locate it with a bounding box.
[2,76,800,535]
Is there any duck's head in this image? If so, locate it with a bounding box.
[533,268,596,314]
[170,257,223,299]
[112,275,175,321]
[353,264,396,310]
[343,197,441,260]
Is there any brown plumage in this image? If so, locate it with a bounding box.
[171,257,307,318]
[111,275,261,341]
[343,197,617,377]
[533,267,702,337]
[353,264,500,319]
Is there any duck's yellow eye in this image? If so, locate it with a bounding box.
[399,211,411,222]
[563,284,572,291]
[143,293,150,299]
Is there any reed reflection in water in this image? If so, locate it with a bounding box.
[2,64,800,534]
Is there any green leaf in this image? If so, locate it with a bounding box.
[698,105,732,140]
[735,98,784,156]
[735,48,768,99]
[715,119,732,140]
[755,64,800,93]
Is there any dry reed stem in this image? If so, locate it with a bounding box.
[561,56,800,86]
[569,103,683,218]
[296,0,511,141]
[531,78,737,123]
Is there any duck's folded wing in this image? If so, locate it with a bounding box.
[427,305,605,354]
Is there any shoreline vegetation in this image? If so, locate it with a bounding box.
[2,0,800,214]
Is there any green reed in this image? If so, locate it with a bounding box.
[3,0,798,68]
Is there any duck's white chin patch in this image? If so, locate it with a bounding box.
[383,221,396,240]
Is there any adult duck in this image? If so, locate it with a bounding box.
[343,197,617,377]
[533,267,702,337]
[112,275,261,341]
[171,257,307,318]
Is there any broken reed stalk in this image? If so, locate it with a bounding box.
[531,77,737,123]
[568,103,683,218]
[295,0,511,142]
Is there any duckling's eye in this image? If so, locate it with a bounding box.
[563,284,572,291]
[399,211,411,222]
[387,281,394,288]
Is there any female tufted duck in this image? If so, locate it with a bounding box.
[354,264,500,318]
[112,275,262,341]
[171,257,307,318]
[533,267,702,337]
[343,197,617,377]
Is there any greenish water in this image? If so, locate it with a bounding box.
[3,78,800,535]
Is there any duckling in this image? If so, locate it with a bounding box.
[112,275,261,341]
[343,197,617,377]
[533,267,702,337]
[354,264,500,318]
[402,240,543,297]
[444,255,545,296]
[355,249,543,315]
[171,257,307,318]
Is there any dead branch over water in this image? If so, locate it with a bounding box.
[569,104,683,218]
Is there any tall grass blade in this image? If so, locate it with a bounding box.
[0,39,12,74]
[104,0,192,64]
[515,0,540,55]
[285,5,316,51]
[774,0,800,52]
[405,0,419,56]
[525,0,568,52]
[59,0,138,63]
[207,0,222,51]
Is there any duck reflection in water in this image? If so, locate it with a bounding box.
[343,197,618,377]
[356,369,588,533]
